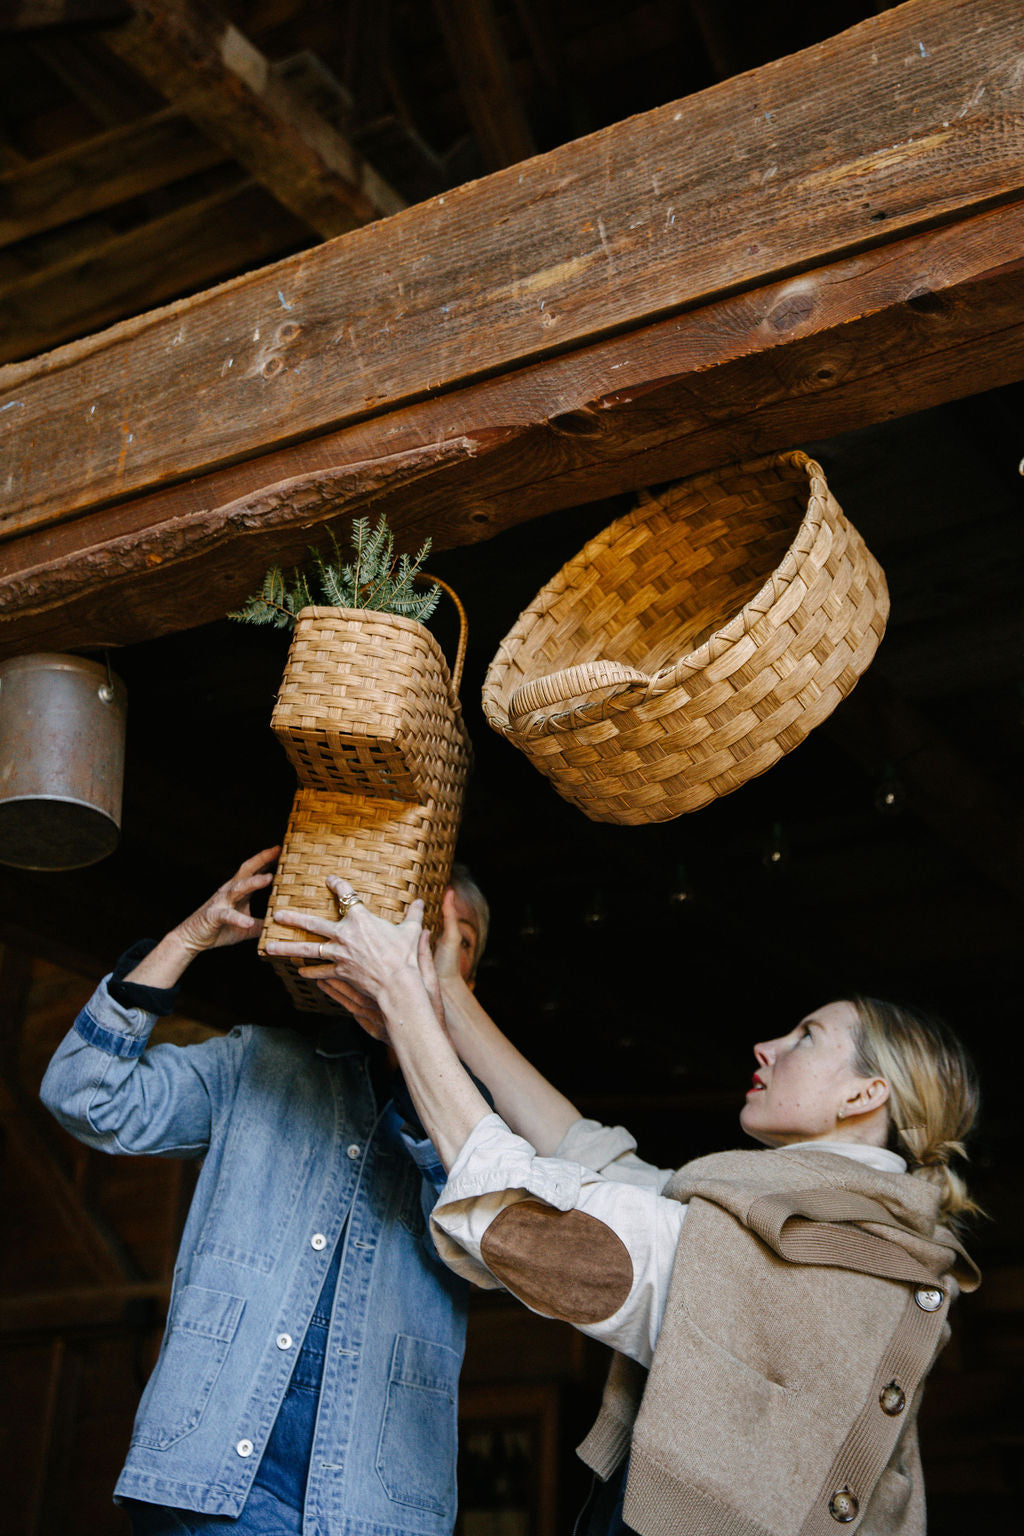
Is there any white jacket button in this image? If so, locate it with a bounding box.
[236,1439,254,1458]
[276,1333,293,1351]
[311,1232,327,1251]
[914,1286,943,1311]
[347,1143,361,1160]
[828,1487,858,1522]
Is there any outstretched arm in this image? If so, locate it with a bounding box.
[41,847,279,1156]
[274,880,581,1157]
[269,887,488,1168]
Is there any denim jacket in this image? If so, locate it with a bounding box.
[40,978,468,1532]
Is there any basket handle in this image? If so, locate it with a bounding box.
[508,660,650,722]
[421,573,468,703]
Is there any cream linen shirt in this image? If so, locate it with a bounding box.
[431,1113,907,1367]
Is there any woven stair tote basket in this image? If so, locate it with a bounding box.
[482,451,888,826]
[260,578,472,1012]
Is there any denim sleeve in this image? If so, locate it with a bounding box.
[39,974,246,1158]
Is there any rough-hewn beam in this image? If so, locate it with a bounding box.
[0,108,222,250]
[0,177,307,362]
[433,0,537,170]
[0,51,348,251]
[1,0,1021,541]
[101,0,404,237]
[1,195,1022,657]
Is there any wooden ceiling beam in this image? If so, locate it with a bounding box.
[99,0,405,238]
[0,107,223,250]
[0,177,307,363]
[1,192,1022,657]
[433,0,537,170]
[3,0,1022,539]
[0,51,346,251]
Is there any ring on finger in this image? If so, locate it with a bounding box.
[336,892,363,918]
[318,941,331,961]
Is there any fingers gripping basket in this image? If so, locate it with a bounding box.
[260,579,471,1012]
[482,452,888,825]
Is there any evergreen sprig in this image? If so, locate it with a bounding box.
[228,516,440,630]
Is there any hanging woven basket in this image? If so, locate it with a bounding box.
[261,578,472,1012]
[482,451,888,825]
[271,577,469,801]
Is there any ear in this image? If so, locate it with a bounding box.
[840,1076,890,1121]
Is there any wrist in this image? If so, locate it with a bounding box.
[125,928,195,988]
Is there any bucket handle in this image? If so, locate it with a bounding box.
[421,574,468,705]
[508,659,650,723]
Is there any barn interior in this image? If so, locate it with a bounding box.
[1,3,1021,1533]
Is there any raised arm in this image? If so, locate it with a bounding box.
[272,879,580,1157]
[41,847,279,1156]
[268,886,489,1168]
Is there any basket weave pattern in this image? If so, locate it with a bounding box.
[482,452,887,825]
[272,608,461,801]
[260,581,471,1012]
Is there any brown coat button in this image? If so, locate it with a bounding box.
[829,1487,859,1522]
[880,1380,906,1415]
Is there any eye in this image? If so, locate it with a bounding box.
[798,1024,814,1044]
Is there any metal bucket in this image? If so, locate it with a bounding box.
[0,653,127,871]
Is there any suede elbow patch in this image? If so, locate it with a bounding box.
[480,1199,634,1324]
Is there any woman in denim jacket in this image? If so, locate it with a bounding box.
[41,849,487,1536]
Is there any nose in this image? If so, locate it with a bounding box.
[753,1040,773,1067]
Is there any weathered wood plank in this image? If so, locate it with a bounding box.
[2,197,1022,656]
[0,177,308,363]
[103,0,405,237]
[1,0,1021,535]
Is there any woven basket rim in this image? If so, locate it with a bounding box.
[484,449,828,730]
[293,568,468,700]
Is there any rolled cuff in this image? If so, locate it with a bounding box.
[73,975,158,1059]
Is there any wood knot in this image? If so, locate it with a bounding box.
[549,410,602,437]
[768,295,814,332]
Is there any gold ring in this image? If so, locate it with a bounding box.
[336,892,363,917]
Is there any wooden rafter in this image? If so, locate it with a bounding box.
[101,0,405,237]
[2,194,1022,657]
[1,0,1023,660]
[0,51,349,253]
[433,0,537,170]
[3,0,1022,527]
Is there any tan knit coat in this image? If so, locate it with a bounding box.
[577,1147,979,1536]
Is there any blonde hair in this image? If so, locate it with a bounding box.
[849,995,982,1230]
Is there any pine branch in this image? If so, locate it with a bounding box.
[229,516,444,631]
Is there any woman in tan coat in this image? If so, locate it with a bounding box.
[268,881,981,1536]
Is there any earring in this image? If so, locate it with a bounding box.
[837,1107,846,1120]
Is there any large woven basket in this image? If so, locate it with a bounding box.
[272,578,468,800]
[261,581,472,1012]
[482,452,888,825]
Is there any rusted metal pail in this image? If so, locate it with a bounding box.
[0,653,127,870]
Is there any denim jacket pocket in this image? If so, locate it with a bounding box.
[376,1334,460,1516]
[131,1285,245,1450]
